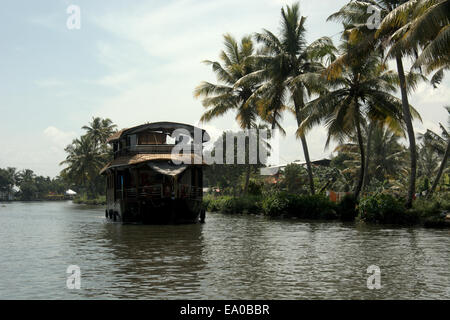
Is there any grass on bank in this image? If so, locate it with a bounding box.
[203,192,450,227]
[73,194,106,205]
[203,192,358,221]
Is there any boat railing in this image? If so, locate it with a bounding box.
[178,184,202,199]
[119,184,202,200]
[190,186,203,199]
[138,185,163,198]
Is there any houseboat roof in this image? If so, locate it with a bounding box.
[100,153,205,175]
[106,122,211,143]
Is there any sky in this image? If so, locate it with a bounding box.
[0,0,448,177]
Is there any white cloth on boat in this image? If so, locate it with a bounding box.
[148,162,188,176]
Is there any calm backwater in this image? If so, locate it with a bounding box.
[0,201,448,299]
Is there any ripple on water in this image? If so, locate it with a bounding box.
[0,201,449,299]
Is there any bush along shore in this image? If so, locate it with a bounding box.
[203,192,450,228]
[72,195,106,206]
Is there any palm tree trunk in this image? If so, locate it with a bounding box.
[243,164,251,195]
[396,55,417,208]
[294,101,315,195]
[354,116,365,200]
[427,139,450,198]
[300,135,315,195]
[362,122,374,193]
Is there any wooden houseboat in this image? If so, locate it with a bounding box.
[100,122,209,224]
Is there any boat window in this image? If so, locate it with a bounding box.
[138,132,166,145]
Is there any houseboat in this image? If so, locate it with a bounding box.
[100,122,209,224]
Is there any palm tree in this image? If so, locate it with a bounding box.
[60,135,107,199]
[298,38,417,199]
[243,3,336,195]
[82,117,117,147]
[328,0,423,207]
[378,0,450,86]
[194,34,267,194]
[333,123,407,193]
[421,106,450,197]
[4,167,17,196]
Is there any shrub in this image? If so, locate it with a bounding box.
[73,194,106,205]
[247,179,263,196]
[337,194,358,221]
[261,192,291,216]
[359,193,419,225]
[261,192,337,219]
[203,195,262,214]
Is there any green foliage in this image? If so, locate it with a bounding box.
[247,179,263,196]
[260,193,290,216]
[73,194,106,205]
[279,164,309,194]
[336,194,358,221]
[359,193,420,225]
[203,194,262,214]
[0,169,14,193]
[203,130,269,195]
[261,192,338,219]
[0,167,69,201]
[204,192,338,219]
[60,117,116,199]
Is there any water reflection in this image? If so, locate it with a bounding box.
[0,202,448,299]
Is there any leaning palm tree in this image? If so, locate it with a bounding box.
[328,0,424,207]
[378,0,450,86]
[241,2,336,195]
[194,34,266,194]
[299,39,418,199]
[422,106,450,197]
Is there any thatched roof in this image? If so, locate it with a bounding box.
[106,122,210,143]
[106,129,128,143]
[100,153,205,175]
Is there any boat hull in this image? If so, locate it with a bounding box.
[105,198,204,224]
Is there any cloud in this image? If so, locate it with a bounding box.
[0,127,77,177]
[35,79,65,88]
[43,126,76,149]
[90,70,138,88]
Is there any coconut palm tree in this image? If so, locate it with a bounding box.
[60,135,108,199]
[194,34,269,194]
[298,37,419,199]
[240,3,336,195]
[420,106,450,197]
[82,117,117,147]
[328,0,424,207]
[377,0,450,86]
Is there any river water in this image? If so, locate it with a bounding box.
[0,201,448,299]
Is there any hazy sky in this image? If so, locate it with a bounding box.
[0,0,449,177]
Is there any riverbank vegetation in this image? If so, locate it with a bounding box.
[59,117,117,204]
[6,1,447,227]
[0,117,118,203]
[72,195,106,206]
[0,167,69,201]
[204,192,450,226]
[198,1,449,227]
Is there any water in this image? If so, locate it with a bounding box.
[0,201,448,299]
